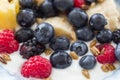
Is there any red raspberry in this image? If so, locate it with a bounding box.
[96,44,116,64]
[74,0,85,7]
[21,56,52,79]
[0,29,19,53]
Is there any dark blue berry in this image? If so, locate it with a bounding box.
[34,22,54,44]
[68,8,88,28]
[76,27,94,41]
[37,0,57,18]
[50,36,70,51]
[50,51,72,69]
[20,38,45,59]
[112,29,120,44]
[79,55,96,69]
[70,41,88,56]
[15,28,34,43]
[115,43,120,61]
[17,9,35,27]
[96,29,112,43]
[89,13,107,31]
[53,0,74,12]
[19,0,36,9]
[85,0,96,5]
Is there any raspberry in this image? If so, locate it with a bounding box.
[0,29,19,53]
[96,44,116,64]
[74,0,85,8]
[21,56,52,79]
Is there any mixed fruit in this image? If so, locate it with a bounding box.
[1,0,120,79]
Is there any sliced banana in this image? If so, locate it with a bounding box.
[44,17,77,42]
[87,0,120,31]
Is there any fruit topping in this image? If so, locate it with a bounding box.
[53,0,74,12]
[74,0,85,8]
[79,55,96,69]
[68,8,88,28]
[96,29,112,43]
[20,38,45,59]
[21,56,52,78]
[70,41,88,56]
[76,27,94,41]
[15,28,34,43]
[113,29,120,44]
[0,0,19,30]
[19,0,36,9]
[37,0,57,18]
[96,44,116,64]
[89,13,107,31]
[0,29,19,53]
[115,43,120,61]
[34,22,54,44]
[50,51,72,69]
[50,36,70,51]
[17,9,35,27]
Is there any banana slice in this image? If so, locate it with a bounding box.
[87,0,120,31]
[44,17,77,42]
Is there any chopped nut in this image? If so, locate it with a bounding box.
[45,77,52,80]
[101,64,116,72]
[35,0,45,6]
[90,2,96,8]
[81,4,90,10]
[70,52,79,60]
[97,0,104,3]
[1,54,11,61]
[45,48,53,55]
[0,57,7,64]
[82,69,90,79]
[36,18,43,24]
[90,46,100,56]
[101,48,105,54]
[89,40,97,48]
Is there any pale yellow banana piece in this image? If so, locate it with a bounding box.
[0,0,19,30]
[87,0,120,31]
[44,17,77,42]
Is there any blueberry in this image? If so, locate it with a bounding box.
[70,41,88,56]
[50,51,72,69]
[96,29,112,43]
[68,8,88,28]
[76,27,94,41]
[20,38,45,59]
[37,0,57,18]
[85,0,96,5]
[17,9,35,27]
[115,43,120,61]
[34,22,54,44]
[112,29,120,44]
[15,28,34,43]
[19,0,36,9]
[79,55,96,69]
[53,0,74,12]
[89,13,107,31]
[50,36,70,51]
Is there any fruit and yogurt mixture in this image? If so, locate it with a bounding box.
[0,0,120,80]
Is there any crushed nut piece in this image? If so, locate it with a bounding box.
[82,69,90,79]
[70,52,79,60]
[0,56,7,64]
[81,4,90,10]
[45,77,52,80]
[36,18,44,24]
[90,46,100,56]
[35,0,45,6]
[101,48,105,54]
[97,0,104,3]
[45,48,53,55]
[90,2,96,8]
[101,64,116,72]
[89,40,97,48]
[1,54,11,61]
